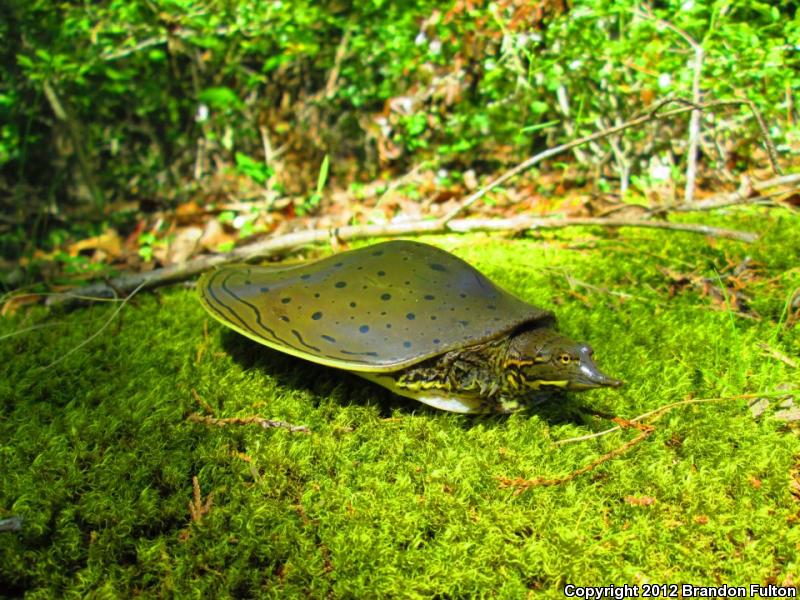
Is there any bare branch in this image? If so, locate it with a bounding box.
[439,98,777,224]
[45,214,757,307]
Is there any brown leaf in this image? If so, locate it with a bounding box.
[166,226,203,264]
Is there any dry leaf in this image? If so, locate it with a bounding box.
[167,226,203,264]
[68,229,122,259]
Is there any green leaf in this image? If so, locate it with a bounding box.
[198,87,244,111]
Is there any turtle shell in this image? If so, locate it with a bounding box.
[197,240,555,372]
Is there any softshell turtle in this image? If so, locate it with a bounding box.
[197,240,621,413]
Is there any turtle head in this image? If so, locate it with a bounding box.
[505,328,623,392]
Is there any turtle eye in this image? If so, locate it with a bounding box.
[559,353,571,365]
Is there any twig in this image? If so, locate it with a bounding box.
[325,29,351,98]
[497,389,800,491]
[555,390,797,446]
[187,412,310,434]
[445,216,757,241]
[40,280,147,369]
[664,173,800,213]
[633,8,705,204]
[102,26,234,61]
[757,342,798,368]
[44,215,757,306]
[188,475,214,523]
[191,388,216,415]
[498,422,655,491]
[42,80,104,208]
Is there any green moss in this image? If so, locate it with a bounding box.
[2,208,799,596]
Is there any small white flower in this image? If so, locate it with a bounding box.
[415,32,427,46]
[658,73,672,89]
[429,39,442,55]
[233,215,249,229]
[437,169,449,180]
[568,59,582,70]
[681,0,694,10]
[195,103,209,123]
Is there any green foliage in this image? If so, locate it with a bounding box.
[1,211,800,595]
[2,0,798,259]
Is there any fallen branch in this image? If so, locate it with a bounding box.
[45,216,757,306]
[187,412,310,434]
[664,173,800,213]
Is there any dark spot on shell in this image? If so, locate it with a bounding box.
[321,334,336,343]
[424,294,435,300]
[314,293,320,298]
[281,297,291,304]
[430,316,437,320]
[245,280,252,285]
[260,287,270,293]
[487,304,496,310]
[350,301,357,308]
[334,262,343,267]
[372,250,384,256]
[460,293,467,298]
[429,263,446,272]
[359,325,370,333]
[311,311,323,321]
[301,274,311,280]
[433,338,440,344]
[381,293,391,301]
[404,281,411,285]
[377,270,386,277]
[403,341,412,348]
[406,313,415,320]
[335,281,347,288]
[280,316,290,322]
[458,320,469,326]
[386,324,392,329]
[380,311,387,316]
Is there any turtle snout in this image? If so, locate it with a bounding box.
[573,356,623,390]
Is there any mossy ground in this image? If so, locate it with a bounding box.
[2,209,799,598]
